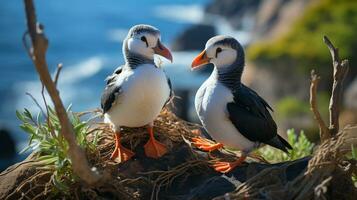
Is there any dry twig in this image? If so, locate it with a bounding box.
[310,70,330,141]
[23,0,101,185]
[309,36,349,141]
[323,36,349,136]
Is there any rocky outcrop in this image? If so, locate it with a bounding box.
[205,0,315,41]
[205,0,262,30]
[171,24,216,51]
[253,0,315,40]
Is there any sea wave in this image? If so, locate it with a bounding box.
[107,28,128,43]
[153,4,204,24]
[59,57,103,84]
[14,56,104,112]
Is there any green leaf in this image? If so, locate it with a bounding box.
[37,155,58,165]
[19,145,31,154]
[74,122,87,133]
[52,172,69,192]
[24,108,33,121]
[20,123,36,134]
[16,110,25,122]
[92,130,99,145]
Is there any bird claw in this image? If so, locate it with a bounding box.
[212,161,236,173]
[191,137,223,151]
[110,145,135,163]
[144,137,168,159]
[212,155,247,173]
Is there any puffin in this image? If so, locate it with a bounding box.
[191,35,292,173]
[101,24,173,163]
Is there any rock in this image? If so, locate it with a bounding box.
[171,24,216,51]
[205,0,262,30]
[0,128,16,159]
[0,153,52,200]
[253,0,316,40]
[204,0,314,41]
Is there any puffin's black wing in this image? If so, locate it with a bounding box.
[227,84,292,152]
[101,66,124,113]
[164,75,173,106]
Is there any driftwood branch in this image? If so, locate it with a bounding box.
[23,0,101,185]
[323,36,349,136]
[309,36,349,142]
[310,70,330,141]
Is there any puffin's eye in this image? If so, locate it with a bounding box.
[141,36,148,47]
[215,47,222,58]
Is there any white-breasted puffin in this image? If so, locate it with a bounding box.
[101,24,173,162]
[191,35,292,173]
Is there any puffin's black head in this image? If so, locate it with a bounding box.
[123,24,172,62]
[191,35,244,71]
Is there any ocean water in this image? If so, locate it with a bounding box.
[0,0,210,166]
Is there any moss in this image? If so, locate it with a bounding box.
[247,0,357,75]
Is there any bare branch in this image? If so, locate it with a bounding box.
[309,70,330,141]
[323,36,349,136]
[23,0,101,185]
[54,63,63,86]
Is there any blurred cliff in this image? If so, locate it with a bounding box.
[172,0,357,141]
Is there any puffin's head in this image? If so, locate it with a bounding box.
[124,24,173,62]
[191,35,244,70]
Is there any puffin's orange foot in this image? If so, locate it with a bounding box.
[144,138,168,159]
[212,161,239,173]
[110,145,135,163]
[192,137,223,151]
[212,155,247,173]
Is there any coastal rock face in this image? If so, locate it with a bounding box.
[205,0,315,41]
[205,0,262,30]
[171,24,216,51]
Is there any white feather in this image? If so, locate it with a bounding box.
[195,76,255,151]
[105,64,170,129]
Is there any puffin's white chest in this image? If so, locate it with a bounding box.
[195,79,255,151]
[106,64,170,128]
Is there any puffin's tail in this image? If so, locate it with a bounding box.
[265,135,293,154]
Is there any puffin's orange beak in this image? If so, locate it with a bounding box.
[191,50,210,70]
[153,40,173,63]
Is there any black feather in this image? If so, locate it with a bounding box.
[164,76,173,106]
[101,66,124,113]
[227,84,292,152]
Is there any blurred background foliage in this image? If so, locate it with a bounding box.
[247,0,357,77]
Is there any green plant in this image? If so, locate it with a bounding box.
[258,129,314,163]
[16,106,99,194]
